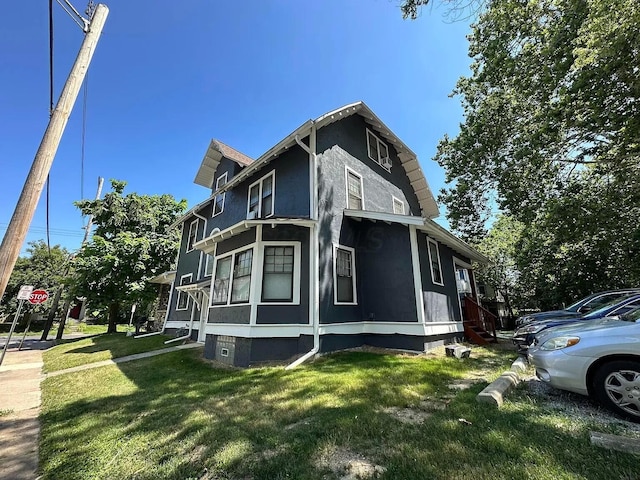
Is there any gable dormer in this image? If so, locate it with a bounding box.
[194,139,254,192]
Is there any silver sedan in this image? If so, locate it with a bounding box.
[528,311,640,422]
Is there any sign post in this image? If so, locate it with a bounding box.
[0,286,33,366]
[17,289,50,350]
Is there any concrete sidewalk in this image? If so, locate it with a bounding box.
[0,339,52,480]
[0,337,202,479]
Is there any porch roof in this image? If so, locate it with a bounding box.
[175,278,211,293]
[193,217,316,254]
[344,209,488,264]
[148,270,176,284]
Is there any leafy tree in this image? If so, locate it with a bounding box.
[426,0,640,307]
[0,241,69,317]
[70,180,186,333]
[435,0,640,236]
[473,215,523,319]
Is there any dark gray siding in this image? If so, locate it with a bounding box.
[206,145,311,237]
[208,305,250,324]
[316,114,421,216]
[417,232,463,322]
[216,228,256,256]
[354,221,417,322]
[210,158,245,195]
[318,220,417,324]
[319,333,461,354]
[167,216,206,322]
[257,225,310,325]
[204,334,313,367]
[316,114,425,326]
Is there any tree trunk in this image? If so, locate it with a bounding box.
[108,302,119,334]
[41,286,63,341]
[503,290,516,330]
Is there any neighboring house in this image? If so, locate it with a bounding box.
[159,102,489,367]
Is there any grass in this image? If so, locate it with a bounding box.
[0,321,109,338]
[42,333,173,373]
[38,342,640,480]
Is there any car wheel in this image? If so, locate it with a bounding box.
[593,361,640,423]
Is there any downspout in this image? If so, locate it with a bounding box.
[193,211,208,279]
[165,291,198,344]
[287,123,319,369]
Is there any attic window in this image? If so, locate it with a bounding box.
[392,196,405,215]
[366,128,391,171]
[213,172,227,217]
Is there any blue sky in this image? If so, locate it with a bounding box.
[0,0,473,254]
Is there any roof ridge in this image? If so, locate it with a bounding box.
[210,139,254,166]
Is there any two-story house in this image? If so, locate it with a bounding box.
[160,102,490,367]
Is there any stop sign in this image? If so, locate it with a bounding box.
[28,290,49,304]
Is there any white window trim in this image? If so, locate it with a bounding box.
[333,243,357,305]
[186,219,199,253]
[212,172,228,217]
[210,244,256,308]
[392,196,405,215]
[427,238,444,286]
[345,166,364,211]
[366,128,391,172]
[176,274,193,311]
[246,170,276,219]
[257,241,302,305]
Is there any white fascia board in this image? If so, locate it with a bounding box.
[343,209,424,226]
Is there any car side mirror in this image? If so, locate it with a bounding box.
[578,306,592,314]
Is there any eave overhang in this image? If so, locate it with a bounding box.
[417,219,489,264]
[148,270,176,284]
[193,218,317,254]
[344,210,487,264]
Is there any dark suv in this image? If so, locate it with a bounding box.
[515,289,640,327]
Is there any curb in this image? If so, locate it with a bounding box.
[476,356,528,407]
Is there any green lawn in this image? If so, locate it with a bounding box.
[42,333,173,373]
[39,345,640,480]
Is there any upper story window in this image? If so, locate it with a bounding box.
[247,171,275,219]
[213,172,228,217]
[392,196,405,215]
[427,238,444,286]
[204,254,214,277]
[176,274,192,310]
[334,244,357,305]
[366,128,391,171]
[346,168,364,210]
[186,219,199,252]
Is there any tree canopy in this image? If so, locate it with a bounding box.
[70,180,186,332]
[421,0,640,307]
[0,240,69,316]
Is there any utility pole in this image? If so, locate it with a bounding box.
[0,3,109,303]
[52,176,104,340]
[41,176,104,340]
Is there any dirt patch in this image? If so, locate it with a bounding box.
[382,406,433,424]
[315,447,386,480]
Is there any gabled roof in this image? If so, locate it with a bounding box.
[176,101,440,228]
[315,102,439,218]
[194,139,254,189]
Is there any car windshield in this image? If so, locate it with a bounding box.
[565,295,592,312]
[619,307,640,322]
[583,297,637,319]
